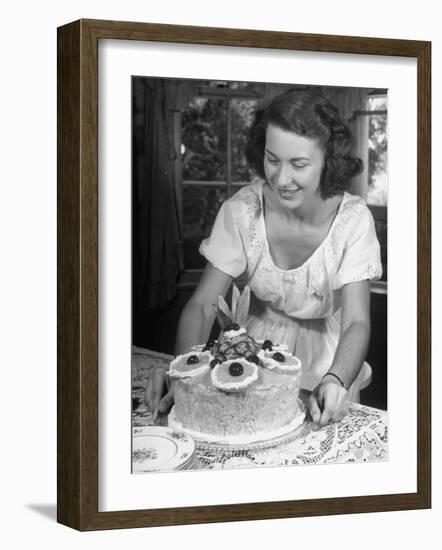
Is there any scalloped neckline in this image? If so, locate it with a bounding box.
[258,184,347,273]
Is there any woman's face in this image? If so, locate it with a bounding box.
[263,123,325,210]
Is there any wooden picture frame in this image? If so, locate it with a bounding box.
[57,18,431,531]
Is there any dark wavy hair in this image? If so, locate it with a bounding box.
[246,87,363,199]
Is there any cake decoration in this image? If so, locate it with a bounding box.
[257,340,289,352]
[169,350,213,378]
[258,349,302,374]
[229,362,244,376]
[262,339,273,351]
[211,358,259,392]
[212,285,260,362]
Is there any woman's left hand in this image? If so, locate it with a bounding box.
[307,376,348,427]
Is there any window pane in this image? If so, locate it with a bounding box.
[231,98,259,183]
[182,97,227,181]
[367,112,388,206]
[182,185,227,269]
[367,96,387,111]
[229,81,265,95]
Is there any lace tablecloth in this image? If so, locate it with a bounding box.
[132,347,388,469]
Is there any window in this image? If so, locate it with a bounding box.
[356,92,388,283]
[366,95,388,207]
[179,81,262,274]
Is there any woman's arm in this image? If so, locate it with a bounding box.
[328,279,371,387]
[308,280,371,426]
[175,263,233,354]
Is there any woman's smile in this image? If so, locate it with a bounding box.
[278,186,302,200]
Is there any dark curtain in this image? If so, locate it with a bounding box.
[133,79,182,313]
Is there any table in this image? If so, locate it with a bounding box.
[132,347,388,469]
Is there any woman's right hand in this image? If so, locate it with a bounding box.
[144,367,174,422]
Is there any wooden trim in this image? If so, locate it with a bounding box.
[197,85,262,98]
[349,108,387,121]
[57,20,81,528]
[370,280,387,295]
[72,19,429,56]
[57,19,431,531]
[58,19,99,531]
[416,39,431,509]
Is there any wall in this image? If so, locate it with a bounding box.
[1,0,440,548]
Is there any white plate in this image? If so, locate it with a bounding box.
[132,426,196,473]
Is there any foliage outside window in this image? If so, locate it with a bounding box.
[366,96,388,207]
[364,94,388,282]
[181,82,261,270]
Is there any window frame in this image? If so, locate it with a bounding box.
[356,91,388,289]
[176,83,263,283]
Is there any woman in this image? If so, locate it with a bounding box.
[146,87,382,427]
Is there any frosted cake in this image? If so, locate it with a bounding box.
[167,285,304,444]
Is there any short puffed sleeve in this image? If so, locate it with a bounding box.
[199,199,247,278]
[333,203,383,289]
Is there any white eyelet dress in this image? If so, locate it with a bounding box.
[199,182,383,393]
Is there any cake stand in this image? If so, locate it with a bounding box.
[167,399,306,453]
